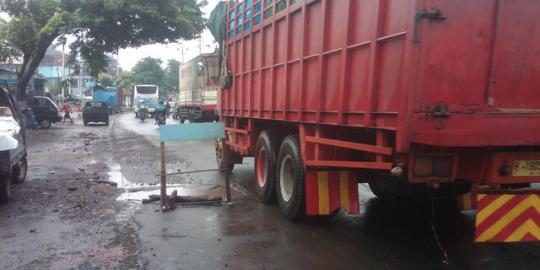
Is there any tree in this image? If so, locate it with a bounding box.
[98,73,114,87]
[131,57,164,85]
[0,0,206,100]
[162,59,180,94]
[0,18,19,63]
[113,72,134,90]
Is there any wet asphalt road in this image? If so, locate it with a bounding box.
[1,112,540,270]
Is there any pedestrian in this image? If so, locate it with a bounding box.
[23,108,39,129]
[62,103,73,124]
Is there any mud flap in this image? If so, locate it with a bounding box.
[305,170,359,216]
[474,191,540,242]
[456,184,478,210]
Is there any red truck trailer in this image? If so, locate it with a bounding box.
[176,53,220,123]
[215,0,540,242]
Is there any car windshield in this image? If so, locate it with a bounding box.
[0,106,13,116]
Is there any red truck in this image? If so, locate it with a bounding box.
[215,0,540,242]
[176,53,220,123]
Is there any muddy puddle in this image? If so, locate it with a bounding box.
[107,164,237,202]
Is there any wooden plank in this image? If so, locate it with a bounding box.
[305,160,392,170]
[305,136,392,155]
[224,127,249,134]
[160,142,166,209]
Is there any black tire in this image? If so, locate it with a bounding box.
[215,139,241,172]
[0,175,11,203]
[12,156,27,184]
[276,135,305,220]
[105,120,109,126]
[254,130,279,204]
[40,119,51,129]
[180,119,185,124]
[83,119,88,126]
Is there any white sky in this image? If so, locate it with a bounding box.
[118,0,221,70]
[1,1,222,70]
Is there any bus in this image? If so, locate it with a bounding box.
[134,84,159,116]
[133,84,159,104]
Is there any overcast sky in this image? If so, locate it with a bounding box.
[1,0,222,71]
[118,0,221,70]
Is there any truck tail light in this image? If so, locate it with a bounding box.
[414,156,453,178]
[414,157,433,177]
[433,157,452,177]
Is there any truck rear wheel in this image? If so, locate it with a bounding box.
[276,135,305,220]
[0,175,11,203]
[254,131,279,203]
[12,156,27,184]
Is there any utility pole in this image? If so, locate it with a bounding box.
[79,61,84,100]
[116,50,120,76]
[61,39,66,101]
[180,43,185,63]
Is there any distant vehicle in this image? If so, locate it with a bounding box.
[155,110,166,125]
[83,101,110,126]
[177,53,218,123]
[30,96,62,128]
[0,87,27,203]
[136,103,148,121]
[171,102,180,120]
[92,87,123,114]
[154,102,167,125]
[134,85,158,104]
[134,85,159,117]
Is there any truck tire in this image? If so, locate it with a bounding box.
[368,180,393,199]
[276,135,305,220]
[12,156,27,184]
[0,175,11,203]
[254,130,279,203]
[215,139,241,172]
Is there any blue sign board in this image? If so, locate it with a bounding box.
[159,122,225,142]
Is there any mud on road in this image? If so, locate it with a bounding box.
[0,117,142,270]
[2,113,540,270]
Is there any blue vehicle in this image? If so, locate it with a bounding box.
[93,87,120,114]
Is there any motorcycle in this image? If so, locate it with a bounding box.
[155,110,166,125]
[137,105,148,121]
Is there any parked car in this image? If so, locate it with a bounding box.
[83,101,109,126]
[31,96,62,128]
[0,87,27,203]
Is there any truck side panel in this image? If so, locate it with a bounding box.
[222,0,414,129]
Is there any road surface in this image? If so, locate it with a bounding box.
[1,112,539,269]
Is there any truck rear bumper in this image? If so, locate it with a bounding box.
[474,190,540,242]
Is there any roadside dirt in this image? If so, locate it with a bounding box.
[0,118,144,270]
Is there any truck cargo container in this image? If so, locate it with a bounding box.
[214,0,540,242]
[177,53,219,123]
[93,87,123,114]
